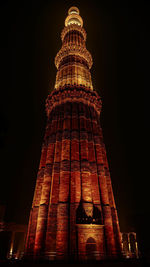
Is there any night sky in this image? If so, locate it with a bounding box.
[0,0,149,258]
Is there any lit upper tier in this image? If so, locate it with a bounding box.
[65,7,83,27]
[54,7,93,90]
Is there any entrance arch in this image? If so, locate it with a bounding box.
[86,237,97,260]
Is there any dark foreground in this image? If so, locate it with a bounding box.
[0,259,149,267]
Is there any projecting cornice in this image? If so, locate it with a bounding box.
[55,45,93,69]
[46,85,102,117]
[61,24,87,41]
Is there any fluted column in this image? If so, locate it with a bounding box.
[56,103,71,259]
[25,140,48,257]
[86,104,102,222]
[98,126,122,256]
[44,105,63,259]
[79,104,93,216]
[25,4,123,259]
[70,102,81,259]
[34,110,58,257]
[89,106,117,258]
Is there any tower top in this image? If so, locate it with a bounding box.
[65,6,83,27]
[68,7,79,15]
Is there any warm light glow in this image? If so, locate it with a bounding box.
[128,242,131,251]
[67,18,81,26]
[135,242,138,249]
[68,7,79,15]
[65,7,83,27]
[70,10,78,15]
[8,247,13,258]
[25,6,123,261]
[9,248,13,254]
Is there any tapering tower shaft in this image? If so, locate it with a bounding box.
[55,7,93,90]
[25,6,122,260]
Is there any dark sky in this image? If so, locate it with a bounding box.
[0,0,149,258]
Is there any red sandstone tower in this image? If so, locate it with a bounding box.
[25,7,122,260]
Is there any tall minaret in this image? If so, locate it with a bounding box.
[25,7,122,260]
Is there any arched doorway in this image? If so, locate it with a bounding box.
[129,233,136,257]
[86,237,97,260]
[122,233,128,253]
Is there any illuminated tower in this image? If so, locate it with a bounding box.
[25,7,122,260]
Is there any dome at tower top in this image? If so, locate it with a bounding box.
[65,6,83,27]
[68,7,79,15]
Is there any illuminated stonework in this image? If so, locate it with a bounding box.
[25,7,122,260]
[121,232,139,259]
[65,7,83,27]
[55,8,93,90]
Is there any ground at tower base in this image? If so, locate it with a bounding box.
[0,258,149,267]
